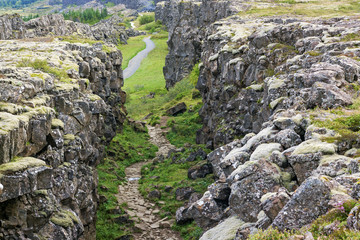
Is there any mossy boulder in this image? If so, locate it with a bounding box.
[200,216,245,240]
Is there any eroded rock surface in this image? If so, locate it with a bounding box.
[165,1,360,238]
[0,39,125,239]
[0,13,132,45]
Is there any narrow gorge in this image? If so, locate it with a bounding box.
[1,0,360,240]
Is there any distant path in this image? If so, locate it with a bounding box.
[123,36,155,79]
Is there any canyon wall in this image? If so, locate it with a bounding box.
[155,0,250,89]
[0,13,131,44]
[159,0,360,239]
[0,15,125,239]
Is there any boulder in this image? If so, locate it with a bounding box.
[148,190,161,199]
[208,182,231,202]
[185,191,224,228]
[260,187,291,221]
[274,129,302,149]
[199,216,245,240]
[208,140,242,178]
[188,163,213,179]
[228,160,282,222]
[289,139,336,183]
[249,143,282,162]
[166,102,187,116]
[272,176,331,230]
[347,205,360,230]
[175,187,195,201]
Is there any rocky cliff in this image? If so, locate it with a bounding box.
[0,13,131,45]
[158,1,360,239]
[155,0,250,89]
[0,37,125,239]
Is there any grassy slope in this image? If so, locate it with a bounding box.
[118,35,147,70]
[239,0,360,18]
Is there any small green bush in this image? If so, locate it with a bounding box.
[139,15,155,25]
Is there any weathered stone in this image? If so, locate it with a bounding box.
[185,191,225,228]
[175,187,194,201]
[166,102,187,116]
[347,205,360,230]
[228,160,282,222]
[188,163,213,179]
[249,143,282,162]
[148,190,161,199]
[199,216,245,240]
[260,187,291,221]
[289,139,336,183]
[272,176,331,230]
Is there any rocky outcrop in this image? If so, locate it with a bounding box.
[165,3,360,236]
[0,14,129,45]
[0,38,125,239]
[196,16,360,149]
[155,0,246,89]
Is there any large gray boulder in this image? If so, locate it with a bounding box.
[272,176,331,230]
[228,160,282,222]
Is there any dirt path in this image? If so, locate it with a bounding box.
[116,123,181,240]
[123,36,156,79]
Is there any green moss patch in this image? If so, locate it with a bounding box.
[0,157,46,175]
[50,209,79,228]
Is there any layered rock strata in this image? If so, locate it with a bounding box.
[0,39,125,239]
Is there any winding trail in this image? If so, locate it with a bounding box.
[116,124,181,240]
[123,36,156,79]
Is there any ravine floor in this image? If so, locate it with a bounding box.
[116,123,182,240]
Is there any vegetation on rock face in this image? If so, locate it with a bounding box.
[17,58,71,83]
[22,13,39,21]
[96,123,158,239]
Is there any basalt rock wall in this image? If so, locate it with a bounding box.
[0,39,125,239]
[0,13,130,45]
[196,16,360,148]
[167,6,360,239]
[155,0,251,89]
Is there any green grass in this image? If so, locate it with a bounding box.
[139,15,155,25]
[59,35,103,45]
[96,123,158,239]
[139,147,212,240]
[238,0,360,18]
[124,37,168,118]
[17,58,71,83]
[118,35,147,69]
[166,103,203,147]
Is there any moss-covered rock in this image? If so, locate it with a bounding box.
[292,139,336,156]
[0,157,46,175]
[200,216,245,240]
[50,209,79,228]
